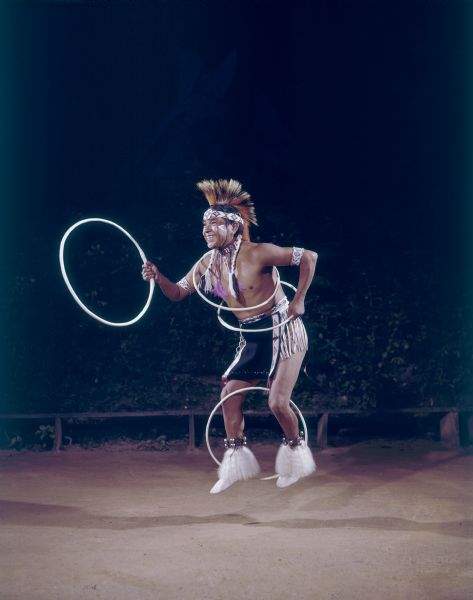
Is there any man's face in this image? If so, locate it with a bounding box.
[202,215,234,249]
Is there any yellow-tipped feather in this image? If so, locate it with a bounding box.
[197,178,257,241]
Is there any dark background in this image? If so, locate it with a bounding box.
[2,0,471,416]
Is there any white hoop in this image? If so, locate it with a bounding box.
[59,217,154,327]
[205,386,309,467]
[192,250,280,312]
[216,280,297,333]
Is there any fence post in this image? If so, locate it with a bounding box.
[316,412,328,448]
[440,411,460,448]
[188,413,196,450]
[54,417,62,452]
[467,414,473,445]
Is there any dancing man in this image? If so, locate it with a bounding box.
[142,179,318,493]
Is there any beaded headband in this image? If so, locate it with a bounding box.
[203,208,243,225]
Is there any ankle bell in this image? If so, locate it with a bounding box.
[282,431,304,448]
[224,436,247,450]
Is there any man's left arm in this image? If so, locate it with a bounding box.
[255,243,318,319]
[288,247,318,318]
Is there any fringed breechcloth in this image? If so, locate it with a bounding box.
[222,297,308,384]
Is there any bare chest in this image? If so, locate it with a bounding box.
[210,250,273,304]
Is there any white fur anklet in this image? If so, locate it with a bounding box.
[210,442,260,494]
[275,435,316,489]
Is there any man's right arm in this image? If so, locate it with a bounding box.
[141,257,208,302]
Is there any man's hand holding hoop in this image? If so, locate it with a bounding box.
[142,261,160,284]
[287,297,305,320]
[141,261,189,302]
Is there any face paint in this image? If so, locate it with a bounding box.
[202,217,232,249]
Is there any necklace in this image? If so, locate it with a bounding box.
[203,236,242,299]
[219,240,238,256]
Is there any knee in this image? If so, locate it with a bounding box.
[268,391,289,417]
[221,380,242,400]
[221,383,243,418]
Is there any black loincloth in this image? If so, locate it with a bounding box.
[222,297,308,384]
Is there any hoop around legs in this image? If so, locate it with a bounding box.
[205,385,309,467]
[59,217,154,327]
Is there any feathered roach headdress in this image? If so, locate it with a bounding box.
[197,178,257,241]
[197,178,257,299]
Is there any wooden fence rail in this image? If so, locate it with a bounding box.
[0,407,470,452]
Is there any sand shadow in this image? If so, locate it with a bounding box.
[0,499,471,539]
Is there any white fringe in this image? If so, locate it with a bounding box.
[203,235,242,299]
[218,446,261,483]
[204,250,217,294]
[227,235,241,298]
[275,442,316,479]
[280,317,308,360]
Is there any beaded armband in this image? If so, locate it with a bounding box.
[290,247,304,267]
[176,277,191,291]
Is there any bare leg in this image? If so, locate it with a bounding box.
[221,378,259,438]
[269,351,316,488]
[210,378,261,494]
[268,351,306,439]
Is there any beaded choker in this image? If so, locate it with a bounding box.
[220,240,238,255]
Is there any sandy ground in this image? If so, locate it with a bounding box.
[0,439,472,600]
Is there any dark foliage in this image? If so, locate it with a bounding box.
[5,205,471,414]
